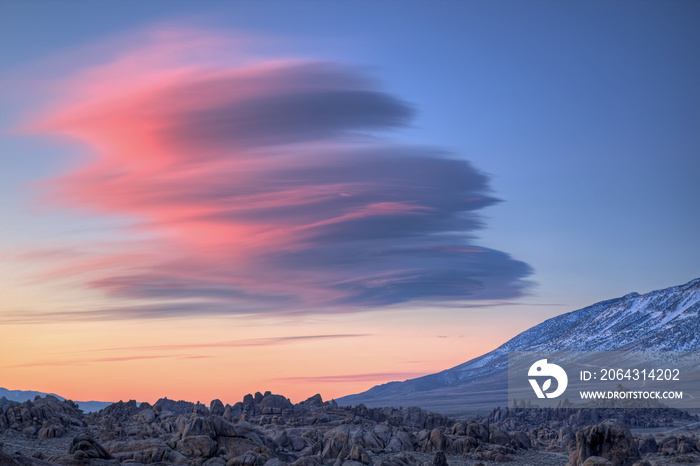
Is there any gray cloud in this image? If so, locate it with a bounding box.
[170,90,413,149]
[32,61,534,319]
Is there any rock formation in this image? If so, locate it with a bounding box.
[1,392,699,465]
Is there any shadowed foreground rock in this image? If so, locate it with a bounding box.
[0,392,524,465]
[1,393,699,465]
[568,420,640,466]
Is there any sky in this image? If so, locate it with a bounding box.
[1,0,699,405]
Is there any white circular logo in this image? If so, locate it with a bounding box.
[528,358,568,398]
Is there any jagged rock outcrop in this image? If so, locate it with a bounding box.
[0,396,84,438]
[2,392,698,465]
[581,457,613,466]
[569,419,640,466]
[69,434,112,460]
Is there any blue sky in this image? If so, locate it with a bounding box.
[0,0,699,401]
[4,0,698,302]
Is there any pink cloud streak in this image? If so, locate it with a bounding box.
[270,372,429,383]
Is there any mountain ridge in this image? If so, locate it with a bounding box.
[0,388,113,413]
[337,277,700,415]
[0,388,65,403]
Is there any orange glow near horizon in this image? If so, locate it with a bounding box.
[0,26,542,405]
[0,305,542,404]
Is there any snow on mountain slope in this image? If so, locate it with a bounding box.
[338,278,700,410]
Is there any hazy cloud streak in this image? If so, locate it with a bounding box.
[4,355,176,369]
[271,372,429,383]
[72,334,371,353]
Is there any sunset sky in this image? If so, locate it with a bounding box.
[1,1,699,405]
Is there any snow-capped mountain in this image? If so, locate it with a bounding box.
[337,278,700,415]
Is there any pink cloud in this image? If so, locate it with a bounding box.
[20,27,532,319]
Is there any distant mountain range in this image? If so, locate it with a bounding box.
[0,387,112,413]
[337,278,700,416]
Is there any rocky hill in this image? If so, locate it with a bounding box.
[0,392,515,465]
[0,389,65,404]
[1,392,699,466]
[0,388,112,414]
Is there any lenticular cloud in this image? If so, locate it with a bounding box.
[27,29,532,318]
